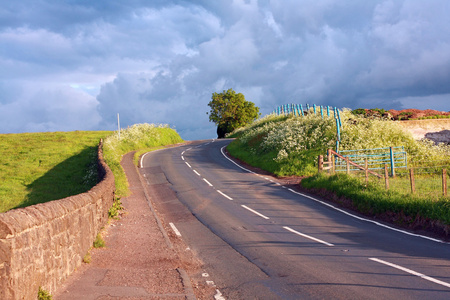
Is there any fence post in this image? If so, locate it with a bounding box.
[384,164,389,190]
[318,155,323,173]
[332,153,336,174]
[365,159,369,186]
[410,168,415,194]
[390,147,395,177]
[346,157,350,174]
[327,149,332,174]
[300,104,304,116]
[443,169,447,197]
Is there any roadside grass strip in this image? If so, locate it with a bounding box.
[369,258,450,289]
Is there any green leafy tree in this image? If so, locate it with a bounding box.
[208,89,260,138]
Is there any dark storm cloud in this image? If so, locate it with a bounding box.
[1,0,449,139]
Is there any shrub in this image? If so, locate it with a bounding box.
[38,287,52,300]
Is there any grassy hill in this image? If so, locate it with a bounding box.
[0,124,184,213]
[0,131,111,213]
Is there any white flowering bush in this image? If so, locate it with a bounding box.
[228,107,450,177]
[228,112,337,176]
[339,109,450,165]
[103,123,183,196]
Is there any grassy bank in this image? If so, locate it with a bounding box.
[227,111,450,231]
[0,131,111,213]
[102,123,183,198]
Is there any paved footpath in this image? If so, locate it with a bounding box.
[54,151,212,299]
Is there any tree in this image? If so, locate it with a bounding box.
[208,88,260,138]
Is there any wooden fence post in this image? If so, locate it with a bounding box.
[384,164,389,190]
[365,159,369,186]
[332,154,335,174]
[443,169,447,197]
[318,155,323,173]
[346,157,350,174]
[327,149,332,174]
[410,168,415,194]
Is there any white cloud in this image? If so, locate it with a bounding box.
[1,0,450,139]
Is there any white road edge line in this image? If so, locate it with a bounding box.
[285,188,447,244]
[217,190,233,200]
[241,205,270,220]
[283,226,334,247]
[369,258,450,288]
[203,178,213,187]
[221,145,447,244]
[185,162,192,168]
[169,222,182,237]
[193,170,201,176]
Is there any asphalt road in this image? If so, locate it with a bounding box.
[140,139,450,299]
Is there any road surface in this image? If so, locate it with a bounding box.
[140,139,450,299]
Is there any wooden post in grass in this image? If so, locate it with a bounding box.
[318,155,323,173]
[384,164,389,190]
[443,169,447,197]
[410,168,415,194]
[332,152,336,174]
[346,157,350,174]
[327,149,332,174]
[365,159,369,186]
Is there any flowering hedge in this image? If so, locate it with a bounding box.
[228,109,450,176]
[103,123,183,197]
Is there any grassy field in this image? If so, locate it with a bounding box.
[227,112,450,230]
[0,124,183,214]
[0,131,112,213]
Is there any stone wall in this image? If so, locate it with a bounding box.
[0,141,115,299]
[396,119,450,143]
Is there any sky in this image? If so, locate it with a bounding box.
[1,0,450,140]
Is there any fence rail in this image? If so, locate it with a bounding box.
[336,146,407,177]
[319,149,449,197]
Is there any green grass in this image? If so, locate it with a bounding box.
[0,131,112,213]
[227,111,450,228]
[102,124,183,198]
[301,173,450,226]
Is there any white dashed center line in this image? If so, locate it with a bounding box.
[241,205,270,220]
[203,178,213,187]
[217,190,233,200]
[283,226,334,246]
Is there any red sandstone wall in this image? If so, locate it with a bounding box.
[0,141,115,299]
[396,119,450,143]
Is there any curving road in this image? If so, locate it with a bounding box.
[140,139,450,299]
